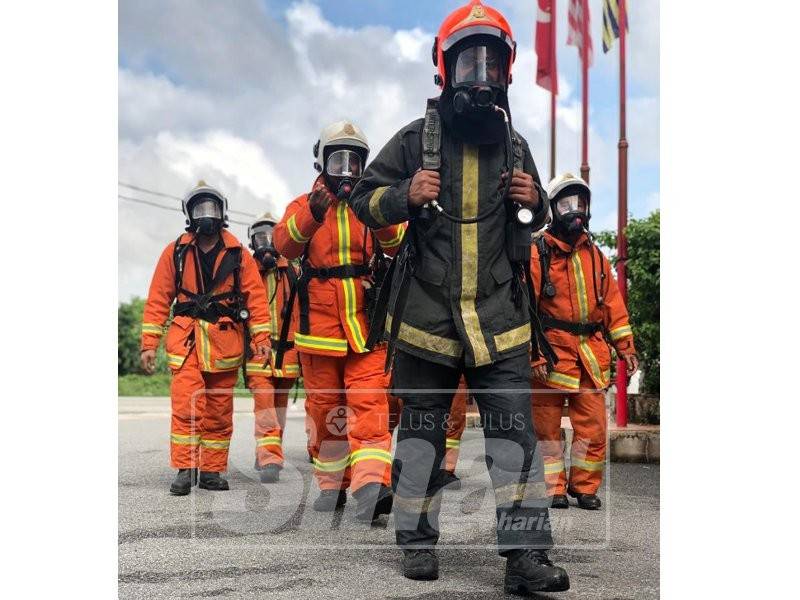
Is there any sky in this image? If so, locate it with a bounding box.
[118,0,659,301]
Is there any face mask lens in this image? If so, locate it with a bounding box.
[326,150,362,178]
[556,194,587,216]
[191,198,222,220]
[453,44,504,85]
[252,229,273,250]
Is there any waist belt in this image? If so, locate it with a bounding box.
[303,264,370,279]
[173,291,242,324]
[540,314,604,336]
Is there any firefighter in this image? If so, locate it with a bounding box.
[244,213,301,484]
[530,173,638,510]
[140,181,271,495]
[349,1,570,591]
[273,121,406,522]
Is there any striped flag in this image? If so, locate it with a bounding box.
[602,0,628,53]
[567,0,593,67]
[535,0,557,93]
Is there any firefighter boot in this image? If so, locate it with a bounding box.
[441,469,462,490]
[551,494,569,509]
[169,468,198,496]
[568,489,602,510]
[312,490,347,512]
[353,483,394,523]
[260,464,281,484]
[402,549,439,581]
[504,549,570,594]
[198,471,230,491]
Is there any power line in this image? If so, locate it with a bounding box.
[118,181,258,218]
[118,194,251,226]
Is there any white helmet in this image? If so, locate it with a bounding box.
[547,172,591,226]
[181,180,229,230]
[547,172,591,202]
[313,120,370,173]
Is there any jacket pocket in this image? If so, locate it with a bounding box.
[414,255,447,286]
[308,282,336,306]
[480,258,513,296]
[165,317,193,370]
[198,318,244,372]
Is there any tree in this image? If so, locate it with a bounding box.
[596,210,660,394]
[118,297,168,375]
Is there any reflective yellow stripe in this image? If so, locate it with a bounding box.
[445,438,461,449]
[571,456,604,472]
[379,223,405,249]
[198,320,212,370]
[571,254,607,386]
[167,353,187,368]
[294,333,349,353]
[313,454,351,472]
[246,361,272,376]
[494,323,530,353]
[349,448,393,466]
[215,355,242,369]
[249,323,270,335]
[171,433,200,445]
[342,278,367,352]
[544,460,566,475]
[200,438,230,450]
[287,214,310,243]
[460,144,491,366]
[579,339,606,386]
[141,322,164,335]
[336,200,350,266]
[609,324,633,340]
[266,271,278,337]
[368,186,390,227]
[256,436,282,447]
[385,314,462,357]
[546,371,580,389]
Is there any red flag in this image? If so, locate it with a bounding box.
[535,0,557,94]
[567,0,594,67]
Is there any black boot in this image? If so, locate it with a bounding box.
[550,494,569,509]
[259,464,281,484]
[441,469,462,490]
[312,489,347,512]
[402,549,439,581]
[169,468,198,496]
[504,549,570,594]
[353,483,394,522]
[568,488,602,510]
[198,471,229,491]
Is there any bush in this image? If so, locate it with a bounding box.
[118,297,168,375]
[596,210,660,394]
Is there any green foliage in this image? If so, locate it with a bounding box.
[118,297,168,375]
[596,210,660,394]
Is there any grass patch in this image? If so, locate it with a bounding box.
[118,373,306,399]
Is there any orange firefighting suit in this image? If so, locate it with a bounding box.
[530,231,636,495]
[245,256,301,469]
[388,379,468,473]
[274,176,405,491]
[141,229,271,472]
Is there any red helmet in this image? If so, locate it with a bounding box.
[432,0,516,89]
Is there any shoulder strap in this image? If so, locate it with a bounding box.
[536,236,552,298]
[207,246,241,295]
[172,236,190,293]
[512,132,524,171]
[421,98,442,171]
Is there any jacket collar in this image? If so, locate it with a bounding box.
[543,229,591,254]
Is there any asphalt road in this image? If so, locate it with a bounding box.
[119,397,659,599]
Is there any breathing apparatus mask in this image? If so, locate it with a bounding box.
[189,196,223,235]
[324,147,365,199]
[449,40,508,116]
[552,189,590,238]
[249,221,279,269]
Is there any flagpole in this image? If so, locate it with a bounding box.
[579,0,590,183]
[615,0,629,428]
[550,0,557,180]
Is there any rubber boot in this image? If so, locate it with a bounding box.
[568,488,601,510]
[402,549,439,581]
[169,468,198,496]
[353,483,393,523]
[550,494,569,509]
[259,464,281,484]
[198,471,230,491]
[441,469,462,490]
[312,489,347,512]
[504,549,570,594]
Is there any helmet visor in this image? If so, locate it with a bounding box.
[250,223,274,250]
[452,44,506,86]
[190,197,222,220]
[555,194,588,216]
[326,149,363,178]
